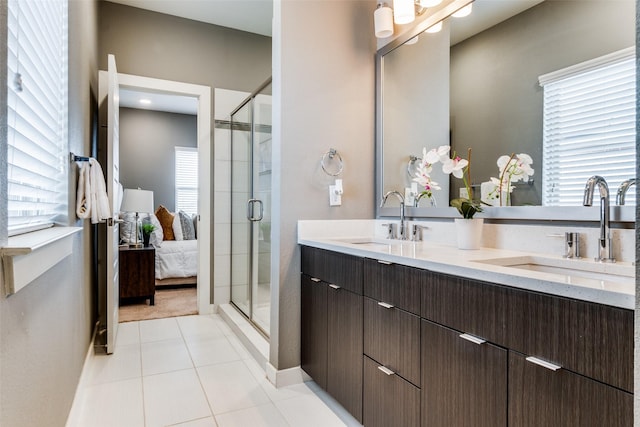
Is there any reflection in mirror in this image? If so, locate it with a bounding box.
[379,0,635,213]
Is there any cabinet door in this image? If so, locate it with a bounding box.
[363,356,420,427]
[508,351,632,427]
[364,297,420,386]
[327,286,363,423]
[422,320,508,427]
[508,289,633,392]
[300,274,328,389]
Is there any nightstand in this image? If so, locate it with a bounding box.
[119,245,156,305]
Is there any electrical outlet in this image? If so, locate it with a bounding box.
[459,188,469,199]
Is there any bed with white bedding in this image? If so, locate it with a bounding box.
[154,239,198,286]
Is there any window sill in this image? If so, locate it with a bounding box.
[1,226,82,296]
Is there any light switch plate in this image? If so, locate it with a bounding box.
[329,185,342,206]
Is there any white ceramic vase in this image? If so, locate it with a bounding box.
[454,218,484,250]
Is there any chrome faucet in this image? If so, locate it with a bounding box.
[380,190,406,240]
[616,178,636,205]
[414,192,437,207]
[583,175,615,262]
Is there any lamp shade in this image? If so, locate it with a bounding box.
[393,0,415,25]
[374,4,394,38]
[121,189,154,214]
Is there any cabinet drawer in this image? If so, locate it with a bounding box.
[508,351,632,427]
[364,297,420,386]
[363,356,420,427]
[421,271,509,346]
[301,246,363,294]
[508,290,633,393]
[364,258,423,315]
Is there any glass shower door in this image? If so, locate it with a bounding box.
[230,79,272,336]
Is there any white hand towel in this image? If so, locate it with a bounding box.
[76,162,91,219]
[89,158,112,224]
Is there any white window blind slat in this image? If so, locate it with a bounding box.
[7,0,68,235]
[175,147,198,215]
[541,49,636,207]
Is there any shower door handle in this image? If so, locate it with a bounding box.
[246,199,264,222]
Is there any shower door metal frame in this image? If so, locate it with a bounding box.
[229,78,272,338]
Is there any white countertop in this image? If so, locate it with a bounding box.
[298,236,635,310]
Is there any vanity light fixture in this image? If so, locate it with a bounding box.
[393,0,415,25]
[452,2,472,17]
[374,2,394,38]
[139,98,152,105]
[420,0,443,7]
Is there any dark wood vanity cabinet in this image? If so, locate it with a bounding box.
[300,246,633,427]
[300,246,363,423]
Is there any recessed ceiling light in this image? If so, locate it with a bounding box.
[139,99,152,105]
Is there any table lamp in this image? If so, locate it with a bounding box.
[121,188,154,248]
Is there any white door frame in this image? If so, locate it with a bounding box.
[118,73,213,314]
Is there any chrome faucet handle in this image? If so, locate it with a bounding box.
[411,224,429,242]
[563,232,580,259]
[381,223,397,239]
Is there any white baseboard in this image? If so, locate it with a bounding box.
[65,322,99,427]
[266,363,308,388]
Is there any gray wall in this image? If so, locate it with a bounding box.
[0,0,98,426]
[99,1,272,93]
[120,107,197,211]
[271,0,376,370]
[450,0,635,205]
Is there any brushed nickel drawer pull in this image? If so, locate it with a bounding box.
[377,301,394,309]
[310,277,321,282]
[378,366,395,376]
[526,356,562,371]
[377,260,393,265]
[459,333,487,345]
[328,284,341,290]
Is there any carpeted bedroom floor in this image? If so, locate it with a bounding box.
[119,287,197,322]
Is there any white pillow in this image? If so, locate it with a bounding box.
[149,214,163,248]
[172,212,184,241]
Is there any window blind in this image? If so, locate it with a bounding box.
[7,0,68,235]
[540,48,636,207]
[175,147,198,215]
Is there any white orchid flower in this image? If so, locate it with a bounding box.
[425,145,450,164]
[442,156,468,179]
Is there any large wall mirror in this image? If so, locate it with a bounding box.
[376,0,636,222]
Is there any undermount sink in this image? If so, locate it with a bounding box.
[473,255,634,285]
[330,237,405,251]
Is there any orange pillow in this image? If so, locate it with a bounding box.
[155,205,175,240]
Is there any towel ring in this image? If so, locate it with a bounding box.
[407,155,421,179]
[321,148,344,177]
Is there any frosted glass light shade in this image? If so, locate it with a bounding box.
[420,0,442,7]
[393,0,415,25]
[452,3,472,17]
[425,21,443,33]
[121,189,154,214]
[374,4,394,38]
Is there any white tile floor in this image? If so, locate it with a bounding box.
[68,314,361,427]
